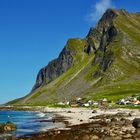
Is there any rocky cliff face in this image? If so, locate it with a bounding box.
[32,38,87,91]
[32,47,73,90]
[9,9,140,105]
[91,9,118,76]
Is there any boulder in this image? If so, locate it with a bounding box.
[92,110,97,113]
[91,135,99,140]
[0,122,16,132]
[81,134,90,140]
[132,118,140,128]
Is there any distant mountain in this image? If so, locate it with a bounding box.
[9,9,140,105]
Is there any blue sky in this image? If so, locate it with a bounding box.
[0,0,140,104]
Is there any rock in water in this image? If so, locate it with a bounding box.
[0,122,16,132]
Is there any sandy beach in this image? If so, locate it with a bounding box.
[17,107,140,140]
[40,107,140,126]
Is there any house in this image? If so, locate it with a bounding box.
[87,100,98,106]
[131,100,140,105]
[116,96,140,106]
[71,104,79,107]
[117,98,131,105]
[93,101,98,106]
[83,103,90,107]
[57,102,65,105]
[87,100,94,105]
[77,98,82,101]
[99,98,108,105]
[66,101,70,105]
[98,98,108,109]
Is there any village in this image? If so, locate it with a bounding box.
[57,93,140,108]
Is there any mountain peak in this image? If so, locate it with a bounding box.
[98,8,118,25]
[99,8,130,24]
[104,8,117,14]
[104,8,129,15]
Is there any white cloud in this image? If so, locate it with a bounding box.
[87,0,114,22]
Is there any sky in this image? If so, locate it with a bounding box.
[0,0,140,104]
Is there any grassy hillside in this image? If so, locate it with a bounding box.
[83,10,140,101]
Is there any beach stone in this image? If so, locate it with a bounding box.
[116,112,128,118]
[132,119,140,136]
[88,127,94,132]
[103,136,114,140]
[132,118,140,128]
[92,110,97,113]
[136,128,140,135]
[123,133,132,138]
[90,135,99,140]
[74,136,79,140]
[111,118,117,122]
[57,131,61,134]
[110,133,116,137]
[135,138,140,140]
[113,136,122,140]
[120,117,126,122]
[80,134,90,140]
[128,112,132,117]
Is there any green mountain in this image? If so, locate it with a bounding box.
[9,9,140,105]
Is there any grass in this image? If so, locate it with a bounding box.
[66,38,87,62]
[84,63,99,81]
[48,104,70,108]
[87,81,140,102]
[66,38,86,53]
[6,98,24,105]
[31,91,42,99]
[31,89,47,99]
[111,104,140,109]
[115,13,140,45]
[54,51,94,87]
[26,101,50,106]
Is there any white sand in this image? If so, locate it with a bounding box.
[36,107,140,126]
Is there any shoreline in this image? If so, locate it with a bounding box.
[1,106,140,139]
[18,107,140,140]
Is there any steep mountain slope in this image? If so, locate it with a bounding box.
[9,9,140,105]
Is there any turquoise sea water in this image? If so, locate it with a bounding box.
[0,110,63,137]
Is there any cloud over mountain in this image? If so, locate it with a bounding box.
[87,0,114,21]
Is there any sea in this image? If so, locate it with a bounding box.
[0,110,64,137]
